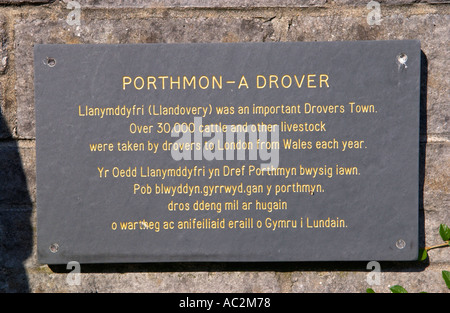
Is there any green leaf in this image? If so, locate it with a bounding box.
[389,285,408,293]
[443,271,450,289]
[366,288,375,293]
[439,224,450,241]
[418,248,428,261]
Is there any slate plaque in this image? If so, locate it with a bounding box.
[34,41,420,264]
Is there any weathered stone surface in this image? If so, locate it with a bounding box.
[21,263,449,293]
[72,0,326,8]
[421,143,449,264]
[59,0,450,8]
[424,209,450,262]
[0,16,6,75]
[0,14,13,138]
[0,0,51,3]
[423,143,449,197]
[290,267,450,293]
[334,0,450,5]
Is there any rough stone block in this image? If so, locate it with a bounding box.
[0,86,10,139]
[0,16,6,75]
[420,142,449,264]
[22,262,450,293]
[422,143,449,210]
[333,0,449,5]
[424,209,450,263]
[0,0,51,3]
[72,0,326,8]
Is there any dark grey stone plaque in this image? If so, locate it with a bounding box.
[34,41,420,264]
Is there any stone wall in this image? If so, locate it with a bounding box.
[0,0,448,293]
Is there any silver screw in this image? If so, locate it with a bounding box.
[49,243,59,253]
[397,53,408,68]
[396,239,406,249]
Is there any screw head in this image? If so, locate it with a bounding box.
[46,57,56,67]
[49,243,59,253]
[397,53,408,65]
[396,239,406,249]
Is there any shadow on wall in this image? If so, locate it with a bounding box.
[0,113,32,292]
[418,51,428,259]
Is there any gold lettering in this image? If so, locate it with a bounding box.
[147,76,157,89]
[320,74,329,88]
[256,75,266,89]
[158,76,168,89]
[307,74,316,88]
[122,76,132,90]
[170,76,181,90]
[133,76,144,90]
[294,75,305,88]
[183,76,196,89]
[269,75,279,88]
[238,75,249,89]
[212,76,223,89]
[199,76,209,89]
[281,75,292,88]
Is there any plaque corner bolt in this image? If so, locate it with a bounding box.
[396,239,406,250]
[396,53,408,69]
[49,243,59,253]
[44,57,56,68]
